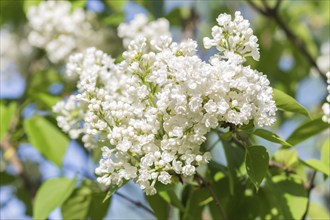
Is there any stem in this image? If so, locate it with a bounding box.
[246,0,326,81]
[269,159,295,174]
[181,7,199,40]
[194,172,228,220]
[301,170,317,220]
[0,109,36,198]
[115,191,155,216]
[231,136,294,173]
[0,64,39,198]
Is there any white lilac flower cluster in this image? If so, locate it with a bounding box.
[317,41,330,74]
[0,28,33,75]
[27,1,103,63]
[118,14,171,49]
[54,12,276,195]
[322,72,330,124]
[203,11,260,61]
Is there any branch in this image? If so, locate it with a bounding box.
[301,170,317,220]
[0,112,36,198]
[246,0,268,16]
[246,0,326,81]
[181,7,199,40]
[274,0,283,12]
[0,67,39,198]
[269,159,295,174]
[230,136,295,174]
[114,191,155,216]
[194,172,228,220]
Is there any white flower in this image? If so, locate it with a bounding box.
[0,28,34,75]
[203,11,260,61]
[118,13,171,50]
[322,72,330,124]
[27,1,103,63]
[54,11,277,195]
[158,171,171,184]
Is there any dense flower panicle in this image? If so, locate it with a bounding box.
[317,41,330,73]
[203,11,260,61]
[54,11,277,195]
[322,72,330,124]
[27,1,103,63]
[118,14,171,50]
[1,28,34,75]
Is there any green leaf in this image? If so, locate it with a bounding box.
[286,117,330,146]
[300,159,330,176]
[146,194,169,220]
[16,187,33,215]
[264,173,308,219]
[23,0,41,13]
[69,0,86,10]
[103,0,126,11]
[245,145,269,190]
[34,177,76,220]
[62,180,111,220]
[221,139,246,194]
[102,12,125,26]
[135,0,164,18]
[159,189,185,211]
[274,149,299,168]
[321,138,330,169]
[24,116,69,167]
[31,92,62,110]
[0,0,25,26]
[0,171,15,185]
[308,203,330,220]
[273,149,307,181]
[273,88,310,118]
[0,102,17,142]
[103,180,128,202]
[62,185,92,219]
[182,187,210,220]
[254,128,292,147]
[88,192,111,220]
[30,69,61,93]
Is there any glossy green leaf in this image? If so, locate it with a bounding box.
[274,149,299,168]
[159,189,185,211]
[182,187,210,220]
[31,92,62,110]
[146,194,168,220]
[308,203,330,220]
[273,88,310,118]
[286,117,330,146]
[254,128,292,147]
[62,186,92,219]
[0,102,17,142]
[245,145,269,190]
[62,180,111,220]
[103,180,128,202]
[265,173,308,219]
[300,159,330,176]
[321,138,330,169]
[221,139,246,194]
[34,177,76,220]
[24,116,69,167]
